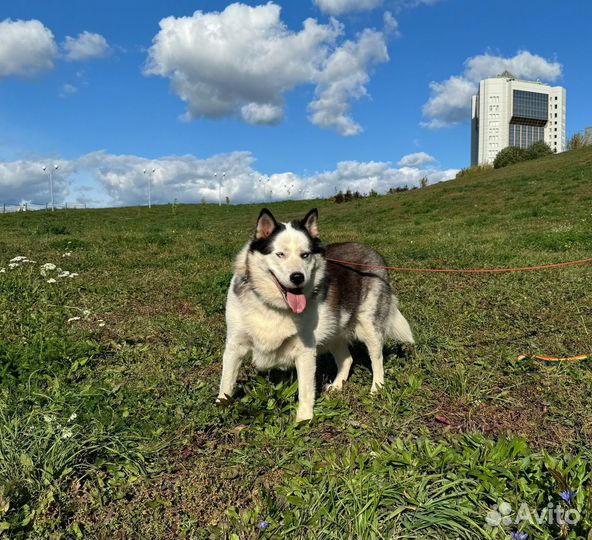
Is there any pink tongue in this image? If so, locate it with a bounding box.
[286,290,307,314]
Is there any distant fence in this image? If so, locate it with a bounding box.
[1,203,87,214]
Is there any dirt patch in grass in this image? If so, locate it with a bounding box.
[70,437,275,539]
[428,388,574,449]
[178,301,198,316]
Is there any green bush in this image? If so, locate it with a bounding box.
[494,141,553,169]
[493,146,528,169]
[525,141,553,160]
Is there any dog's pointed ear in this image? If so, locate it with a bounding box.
[255,208,277,239]
[301,208,318,238]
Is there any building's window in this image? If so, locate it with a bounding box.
[555,113,557,117]
[555,104,558,109]
[512,90,548,122]
[509,123,545,149]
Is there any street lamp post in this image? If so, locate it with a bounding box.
[259,175,266,201]
[215,172,226,206]
[143,168,156,208]
[42,165,59,211]
[259,175,272,202]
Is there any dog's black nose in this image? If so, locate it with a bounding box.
[290,272,305,286]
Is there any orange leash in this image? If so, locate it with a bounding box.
[516,354,589,362]
[325,256,592,274]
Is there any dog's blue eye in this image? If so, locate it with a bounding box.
[276,252,284,258]
[301,253,310,259]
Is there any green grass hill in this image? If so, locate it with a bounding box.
[1,146,592,539]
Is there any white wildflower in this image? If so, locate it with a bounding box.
[67,317,81,323]
[47,278,57,284]
[61,428,73,439]
[8,262,19,269]
[0,268,5,273]
[43,415,53,423]
[98,320,105,327]
[57,271,70,278]
[40,263,57,276]
[68,273,78,278]
[62,252,72,257]
[10,256,27,262]
[68,413,77,422]
[82,309,91,318]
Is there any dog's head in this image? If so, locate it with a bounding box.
[247,208,325,314]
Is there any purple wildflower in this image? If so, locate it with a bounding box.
[560,490,576,502]
[258,520,270,530]
[511,532,528,540]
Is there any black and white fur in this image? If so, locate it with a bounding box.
[217,208,414,422]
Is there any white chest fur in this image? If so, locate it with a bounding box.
[226,278,339,371]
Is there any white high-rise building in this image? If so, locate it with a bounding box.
[471,71,566,166]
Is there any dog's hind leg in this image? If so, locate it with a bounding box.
[217,338,249,402]
[326,340,353,392]
[355,321,385,394]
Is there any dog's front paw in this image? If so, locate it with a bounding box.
[323,381,344,393]
[216,394,233,406]
[295,410,313,423]
[370,382,384,395]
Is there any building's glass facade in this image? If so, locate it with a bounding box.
[509,89,549,149]
[512,90,548,124]
[508,124,545,148]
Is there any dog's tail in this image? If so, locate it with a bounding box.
[387,295,415,344]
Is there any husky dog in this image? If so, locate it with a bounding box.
[217,208,414,422]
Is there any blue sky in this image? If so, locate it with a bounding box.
[0,0,590,206]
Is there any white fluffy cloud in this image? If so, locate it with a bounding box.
[0,19,111,79]
[240,103,284,125]
[309,28,388,135]
[0,151,457,207]
[88,152,457,205]
[312,0,438,15]
[397,151,436,167]
[0,160,74,203]
[62,31,111,61]
[299,159,455,197]
[313,0,384,15]
[78,151,257,206]
[422,50,563,128]
[382,12,400,37]
[422,76,477,128]
[0,18,58,77]
[145,3,388,135]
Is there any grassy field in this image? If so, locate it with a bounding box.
[1,146,592,539]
